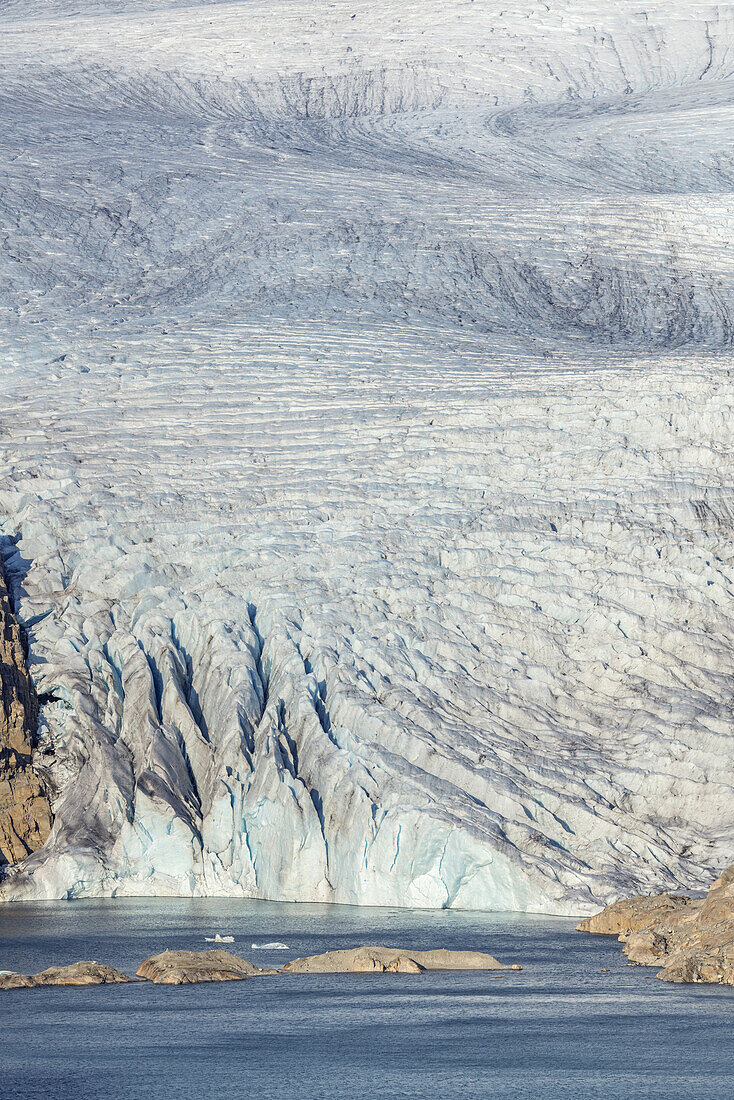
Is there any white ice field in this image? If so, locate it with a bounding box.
[1,0,733,911]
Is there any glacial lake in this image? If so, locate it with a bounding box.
[0,899,732,1099]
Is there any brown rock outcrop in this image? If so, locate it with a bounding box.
[0,561,52,865]
[578,865,734,986]
[1,946,522,990]
[281,946,522,974]
[576,892,697,937]
[136,949,273,984]
[0,961,130,990]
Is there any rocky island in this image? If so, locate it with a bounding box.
[0,961,130,990]
[578,864,734,986]
[137,949,274,984]
[281,947,522,974]
[1,946,522,989]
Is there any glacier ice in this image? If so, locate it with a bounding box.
[0,0,733,913]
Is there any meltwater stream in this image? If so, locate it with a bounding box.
[0,901,732,1099]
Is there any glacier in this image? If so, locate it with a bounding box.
[1,0,733,913]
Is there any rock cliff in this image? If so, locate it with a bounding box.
[578,865,734,985]
[0,562,52,866]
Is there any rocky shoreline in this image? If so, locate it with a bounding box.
[578,864,734,986]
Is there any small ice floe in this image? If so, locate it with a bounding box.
[251,942,289,950]
[204,934,234,943]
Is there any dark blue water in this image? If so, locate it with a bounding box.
[0,899,732,1099]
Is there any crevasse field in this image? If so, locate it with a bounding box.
[1,0,733,912]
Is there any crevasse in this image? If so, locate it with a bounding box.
[1,0,733,912]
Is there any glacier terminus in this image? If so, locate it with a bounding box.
[1,0,733,914]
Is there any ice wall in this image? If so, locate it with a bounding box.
[0,0,733,911]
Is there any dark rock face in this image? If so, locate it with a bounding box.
[0,562,52,865]
[578,865,734,986]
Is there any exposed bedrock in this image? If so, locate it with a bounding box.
[0,947,519,989]
[0,559,52,866]
[137,946,520,982]
[0,960,130,990]
[137,949,271,984]
[281,947,520,974]
[578,864,734,985]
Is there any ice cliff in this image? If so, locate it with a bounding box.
[0,0,733,912]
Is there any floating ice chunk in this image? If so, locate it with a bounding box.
[204,934,234,943]
[251,942,290,950]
